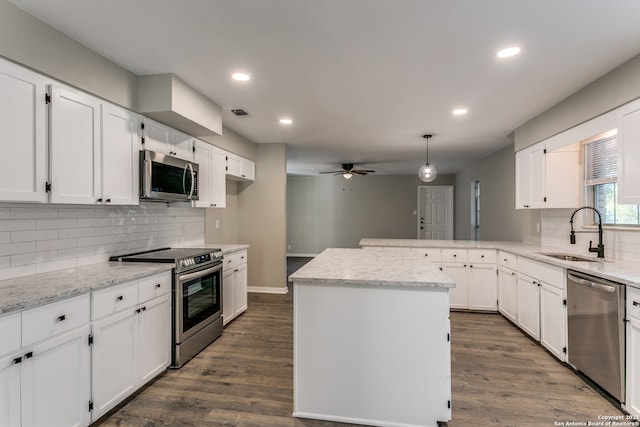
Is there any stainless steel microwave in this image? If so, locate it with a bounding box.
[140,150,199,201]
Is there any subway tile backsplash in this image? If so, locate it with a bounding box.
[0,202,204,280]
[541,209,640,262]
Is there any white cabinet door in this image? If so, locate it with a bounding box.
[442,263,468,309]
[233,263,248,317]
[211,146,227,207]
[223,268,234,325]
[618,100,640,204]
[467,264,497,311]
[101,103,140,205]
[170,129,194,160]
[137,294,171,385]
[0,59,48,202]
[530,146,545,209]
[627,317,640,417]
[0,352,21,427]
[21,325,91,427]
[141,118,171,154]
[225,153,242,178]
[515,150,532,209]
[515,144,545,209]
[540,283,566,361]
[241,159,255,181]
[545,144,580,208]
[49,85,101,204]
[91,308,137,420]
[498,267,518,323]
[517,274,540,340]
[193,139,213,208]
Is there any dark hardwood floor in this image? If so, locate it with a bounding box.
[95,267,623,426]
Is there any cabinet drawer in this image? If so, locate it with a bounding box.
[628,286,640,322]
[22,293,90,347]
[498,251,518,268]
[92,281,139,320]
[518,257,564,289]
[468,249,496,264]
[442,249,468,263]
[410,248,442,262]
[224,251,247,271]
[0,312,21,356]
[139,271,171,303]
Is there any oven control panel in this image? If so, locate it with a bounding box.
[178,251,223,270]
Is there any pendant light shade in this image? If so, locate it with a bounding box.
[418,134,438,183]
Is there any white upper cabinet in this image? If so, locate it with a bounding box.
[100,103,140,205]
[141,118,193,161]
[193,139,226,208]
[617,98,640,204]
[226,152,255,181]
[0,59,48,202]
[49,84,101,204]
[515,140,579,210]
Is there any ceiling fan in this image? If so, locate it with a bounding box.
[319,163,376,179]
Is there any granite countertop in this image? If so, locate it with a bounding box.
[0,262,173,315]
[359,238,640,288]
[289,248,455,289]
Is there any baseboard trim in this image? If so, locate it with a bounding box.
[247,286,289,294]
[286,253,319,257]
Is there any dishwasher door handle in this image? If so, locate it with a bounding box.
[568,273,617,293]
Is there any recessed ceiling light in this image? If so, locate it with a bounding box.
[279,118,293,125]
[452,108,468,115]
[232,72,250,81]
[496,47,521,58]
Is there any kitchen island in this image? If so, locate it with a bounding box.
[288,248,455,427]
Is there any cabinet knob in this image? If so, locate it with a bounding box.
[469,265,473,268]
[116,295,124,301]
[424,253,428,257]
[105,198,111,203]
[96,198,102,203]
[453,254,457,258]
[156,283,161,289]
[56,314,66,322]
[481,255,485,258]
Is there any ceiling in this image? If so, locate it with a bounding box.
[10,0,640,176]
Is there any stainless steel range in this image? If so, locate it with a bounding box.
[111,247,224,368]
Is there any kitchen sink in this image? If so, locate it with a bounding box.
[538,253,600,262]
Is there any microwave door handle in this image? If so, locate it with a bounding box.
[187,163,195,199]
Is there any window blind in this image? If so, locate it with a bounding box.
[584,134,617,185]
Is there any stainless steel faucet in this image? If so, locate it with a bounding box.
[569,206,605,258]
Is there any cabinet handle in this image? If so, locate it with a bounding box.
[481,255,485,258]
[116,295,124,301]
[56,314,66,322]
[13,357,22,365]
[424,253,428,257]
[156,283,161,289]
[504,258,508,262]
[141,306,146,311]
[633,301,640,307]
[105,198,111,203]
[96,198,102,203]
[24,351,33,359]
[511,272,515,276]
[135,308,141,314]
[463,264,467,267]
[469,265,473,268]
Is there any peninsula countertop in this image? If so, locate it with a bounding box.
[288,247,455,288]
[359,238,640,289]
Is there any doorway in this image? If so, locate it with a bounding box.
[417,186,454,240]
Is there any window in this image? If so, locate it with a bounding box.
[584,130,640,225]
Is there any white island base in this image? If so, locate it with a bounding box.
[291,249,453,427]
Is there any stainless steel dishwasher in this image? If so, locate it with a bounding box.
[567,270,625,402]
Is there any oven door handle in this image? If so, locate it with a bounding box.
[179,263,222,283]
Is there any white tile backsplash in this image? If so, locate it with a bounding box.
[541,209,640,261]
[0,202,205,280]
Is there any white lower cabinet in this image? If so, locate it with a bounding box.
[91,272,171,421]
[498,266,518,323]
[442,249,497,311]
[0,350,21,427]
[540,283,566,361]
[222,250,248,325]
[626,286,640,416]
[21,325,91,427]
[516,274,540,340]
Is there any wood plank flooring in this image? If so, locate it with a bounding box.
[95,290,624,427]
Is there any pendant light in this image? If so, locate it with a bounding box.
[418,134,438,182]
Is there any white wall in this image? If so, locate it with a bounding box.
[0,202,204,280]
[287,174,456,255]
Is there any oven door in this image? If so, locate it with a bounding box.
[175,262,222,344]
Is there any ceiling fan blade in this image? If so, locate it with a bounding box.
[352,169,376,174]
[319,170,344,174]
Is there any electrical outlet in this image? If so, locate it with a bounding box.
[536,222,541,233]
[288,245,292,250]
[215,220,220,229]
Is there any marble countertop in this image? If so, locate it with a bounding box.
[0,262,174,315]
[175,243,249,254]
[289,248,455,289]
[359,238,640,288]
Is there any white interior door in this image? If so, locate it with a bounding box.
[418,186,453,240]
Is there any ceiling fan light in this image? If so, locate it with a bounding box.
[418,162,438,183]
[342,172,353,179]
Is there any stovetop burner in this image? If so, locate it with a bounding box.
[110,247,223,273]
